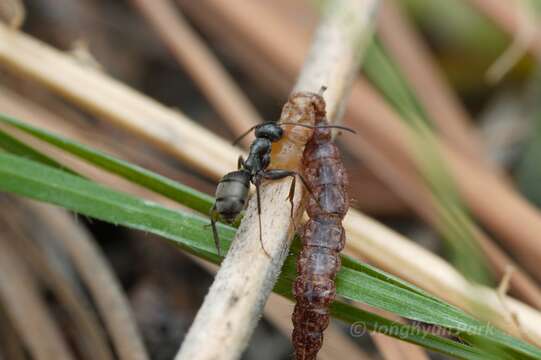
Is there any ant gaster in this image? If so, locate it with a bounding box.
[209,115,355,258]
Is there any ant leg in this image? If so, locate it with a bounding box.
[260,170,306,232]
[237,156,245,170]
[254,176,271,258]
[261,169,315,206]
[287,175,296,219]
[209,205,222,256]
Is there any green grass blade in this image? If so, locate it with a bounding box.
[0,113,214,215]
[0,152,539,359]
[0,128,77,175]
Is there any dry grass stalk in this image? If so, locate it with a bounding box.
[0,233,75,360]
[23,200,150,360]
[0,200,114,360]
[131,0,263,146]
[191,258,375,360]
[467,0,541,59]
[344,210,541,346]
[0,23,240,177]
[0,0,25,29]
[377,0,488,165]
[0,302,26,360]
[175,1,377,358]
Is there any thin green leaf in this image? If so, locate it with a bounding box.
[0,113,214,215]
[0,128,77,175]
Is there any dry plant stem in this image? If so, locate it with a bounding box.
[177,0,294,97]
[346,80,541,298]
[377,0,488,165]
[0,201,114,360]
[371,333,428,360]
[0,23,240,178]
[338,109,541,311]
[0,0,25,29]
[0,234,75,360]
[344,210,541,346]
[190,258,374,360]
[467,0,541,59]
[0,303,26,360]
[130,0,262,146]
[0,86,216,194]
[485,0,535,84]
[20,200,150,360]
[176,1,377,359]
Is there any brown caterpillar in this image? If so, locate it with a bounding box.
[292,102,350,360]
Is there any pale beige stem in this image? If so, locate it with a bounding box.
[0,0,25,29]
[0,23,240,178]
[0,202,114,360]
[191,259,375,360]
[377,0,487,164]
[0,233,75,360]
[344,210,541,346]
[22,200,150,360]
[175,1,377,359]
[130,0,262,146]
[467,0,541,59]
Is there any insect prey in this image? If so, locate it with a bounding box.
[292,98,354,360]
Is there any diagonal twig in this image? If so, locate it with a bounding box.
[130,0,263,146]
[23,200,150,360]
[0,231,75,360]
[175,1,378,359]
[377,0,488,164]
[0,199,114,360]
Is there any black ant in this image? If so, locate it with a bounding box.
[209,120,355,257]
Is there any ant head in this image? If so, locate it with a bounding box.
[255,122,283,142]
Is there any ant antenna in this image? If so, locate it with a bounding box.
[279,122,357,134]
[231,121,356,146]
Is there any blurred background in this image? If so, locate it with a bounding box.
[0,0,541,359]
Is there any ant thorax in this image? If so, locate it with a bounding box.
[243,138,272,174]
